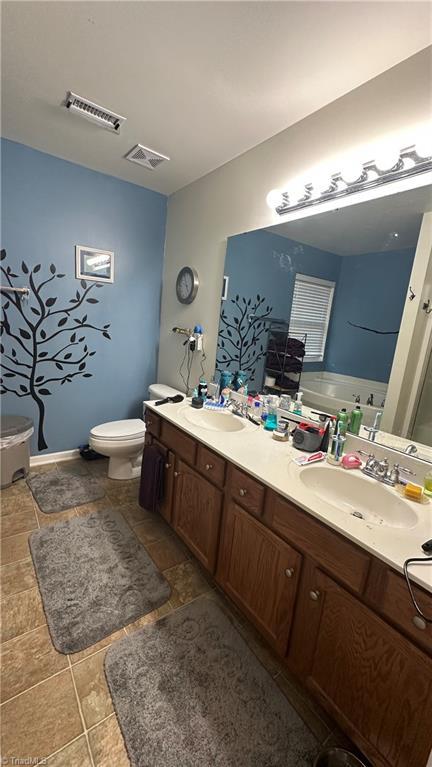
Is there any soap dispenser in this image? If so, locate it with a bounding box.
[293,391,303,415]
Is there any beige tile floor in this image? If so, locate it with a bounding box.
[0,458,355,766]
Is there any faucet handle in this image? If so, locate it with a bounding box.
[358,451,377,471]
[389,463,416,485]
[394,463,415,476]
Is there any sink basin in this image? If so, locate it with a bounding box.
[294,465,418,529]
[180,407,255,433]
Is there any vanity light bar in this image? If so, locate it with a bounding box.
[270,144,432,216]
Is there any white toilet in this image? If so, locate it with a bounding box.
[89,383,183,480]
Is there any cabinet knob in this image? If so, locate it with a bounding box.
[174,471,180,478]
[147,418,152,425]
[413,615,427,630]
[309,590,321,601]
[205,463,213,471]
[165,463,171,470]
[239,488,247,497]
[285,568,295,578]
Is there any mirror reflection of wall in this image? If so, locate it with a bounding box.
[217,185,432,441]
[412,345,432,447]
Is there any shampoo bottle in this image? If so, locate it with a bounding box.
[348,405,363,435]
[336,407,349,435]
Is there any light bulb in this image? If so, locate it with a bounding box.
[311,175,332,198]
[375,148,400,172]
[402,156,415,170]
[340,161,364,185]
[266,189,284,209]
[415,136,432,159]
[287,182,307,205]
[366,169,378,182]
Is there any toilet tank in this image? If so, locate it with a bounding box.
[148,383,183,401]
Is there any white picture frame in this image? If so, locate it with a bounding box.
[222,275,229,301]
[75,245,114,283]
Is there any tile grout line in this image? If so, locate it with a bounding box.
[0,664,67,706]
[0,621,47,646]
[0,524,39,541]
[67,655,96,767]
[43,712,119,764]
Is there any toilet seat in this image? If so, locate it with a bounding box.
[90,419,145,442]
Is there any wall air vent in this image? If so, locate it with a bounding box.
[65,92,126,133]
[125,144,170,170]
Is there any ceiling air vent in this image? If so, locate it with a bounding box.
[65,91,126,133]
[125,144,170,170]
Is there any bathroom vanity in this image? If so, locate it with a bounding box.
[144,401,432,767]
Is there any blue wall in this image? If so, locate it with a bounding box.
[326,248,415,382]
[1,139,167,454]
[218,230,341,389]
[219,230,414,390]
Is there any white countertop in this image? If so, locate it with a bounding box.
[145,400,432,593]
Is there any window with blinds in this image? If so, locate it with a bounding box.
[289,274,335,362]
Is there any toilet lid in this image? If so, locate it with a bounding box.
[90,419,146,441]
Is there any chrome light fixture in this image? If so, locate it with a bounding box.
[268,139,432,216]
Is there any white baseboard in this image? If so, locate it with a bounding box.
[30,448,81,467]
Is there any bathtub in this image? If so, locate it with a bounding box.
[301,372,387,428]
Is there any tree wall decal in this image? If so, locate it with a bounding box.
[216,293,273,384]
[0,249,111,450]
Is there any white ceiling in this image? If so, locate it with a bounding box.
[2,1,431,195]
[266,185,432,256]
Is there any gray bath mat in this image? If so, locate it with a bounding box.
[27,466,105,513]
[29,509,171,653]
[105,597,318,767]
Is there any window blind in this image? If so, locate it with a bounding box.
[289,274,335,362]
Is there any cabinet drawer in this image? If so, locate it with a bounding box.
[196,444,226,488]
[377,569,432,655]
[144,409,161,438]
[229,466,265,517]
[160,420,196,465]
[265,492,370,595]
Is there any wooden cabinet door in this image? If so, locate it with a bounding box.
[217,501,302,656]
[295,568,432,767]
[159,448,175,525]
[172,459,222,573]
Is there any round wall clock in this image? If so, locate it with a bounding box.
[176,266,199,304]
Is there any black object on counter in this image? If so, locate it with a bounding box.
[191,397,204,409]
[292,425,322,452]
[320,421,331,452]
[155,394,184,406]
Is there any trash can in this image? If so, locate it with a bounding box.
[0,415,34,488]
[314,748,368,767]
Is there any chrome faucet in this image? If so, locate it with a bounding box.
[228,399,248,418]
[404,443,418,456]
[363,411,383,442]
[359,451,415,486]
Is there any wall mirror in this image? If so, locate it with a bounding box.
[216,183,432,461]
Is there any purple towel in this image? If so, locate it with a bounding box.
[139,444,165,513]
